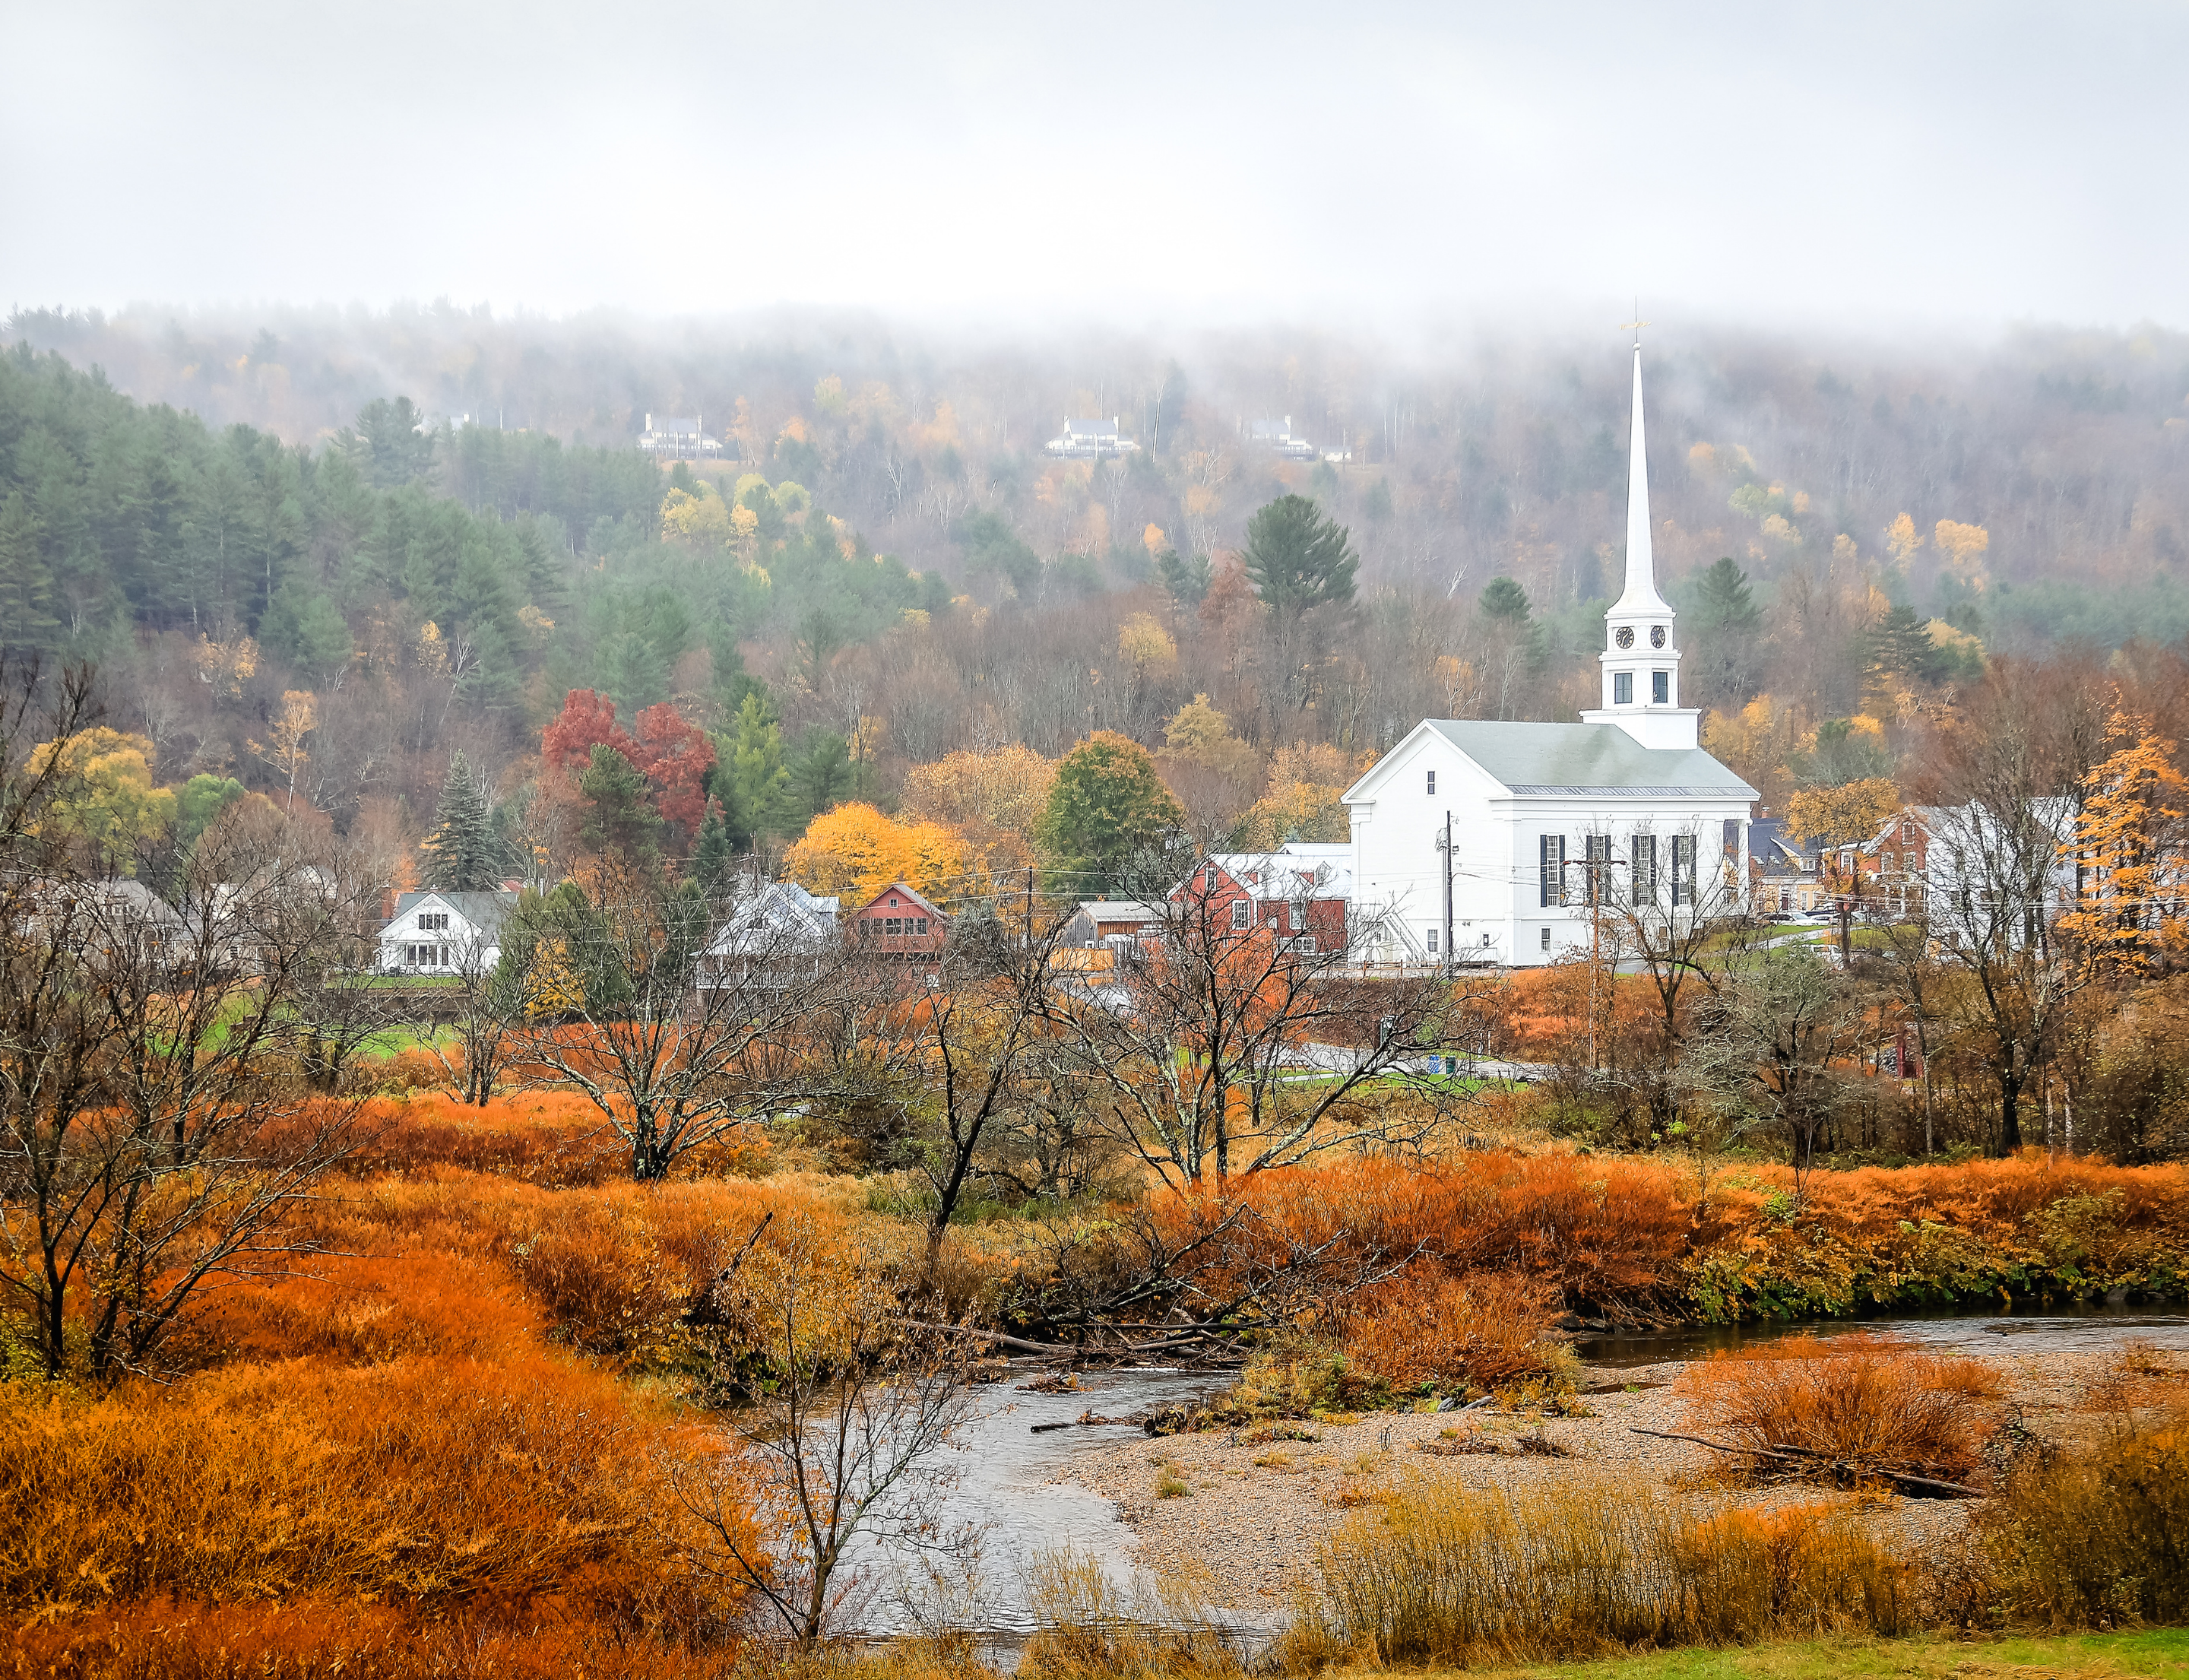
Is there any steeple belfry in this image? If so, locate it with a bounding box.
[1581,334,1700,751]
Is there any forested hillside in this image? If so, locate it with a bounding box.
[5,308,2188,865]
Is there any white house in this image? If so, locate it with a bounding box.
[1044,417,1139,459]
[379,889,516,975]
[639,413,726,458]
[699,880,840,984]
[1342,341,1759,968]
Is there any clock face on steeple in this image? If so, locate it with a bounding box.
[1614,626,1634,649]
[1650,626,1667,648]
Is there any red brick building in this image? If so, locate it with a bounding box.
[1173,849,1353,954]
[847,881,949,955]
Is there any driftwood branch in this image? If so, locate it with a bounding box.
[1627,1426,1982,1498]
[900,1320,1056,1356]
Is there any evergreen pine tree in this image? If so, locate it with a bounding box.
[420,751,505,889]
[692,796,734,892]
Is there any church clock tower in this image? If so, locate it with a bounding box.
[1581,335,1701,751]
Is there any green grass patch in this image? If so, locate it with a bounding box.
[1410,1630,2189,1680]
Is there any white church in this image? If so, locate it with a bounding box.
[1341,341,1759,968]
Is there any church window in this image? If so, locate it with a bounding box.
[1722,819,1740,854]
[1671,835,1697,906]
[1538,834,1567,907]
[1425,769,1436,794]
[1613,672,1633,705]
[1652,670,1670,704]
[1584,834,1611,905]
[1631,835,1657,905]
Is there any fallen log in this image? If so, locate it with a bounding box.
[1627,1427,1982,1498]
[899,1320,1057,1356]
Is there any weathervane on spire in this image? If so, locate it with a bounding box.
[1618,299,1649,347]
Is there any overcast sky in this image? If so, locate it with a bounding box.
[3,1,2179,335]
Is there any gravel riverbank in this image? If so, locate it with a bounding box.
[1047,1347,2163,1618]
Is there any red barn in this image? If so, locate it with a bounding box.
[847,881,949,954]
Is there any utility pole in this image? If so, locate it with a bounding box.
[1442,810,1453,981]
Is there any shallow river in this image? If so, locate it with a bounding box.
[849,1305,2189,1644]
[1573,1299,2189,1368]
[846,1367,1227,1641]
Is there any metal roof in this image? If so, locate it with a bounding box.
[1415,720,1757,800]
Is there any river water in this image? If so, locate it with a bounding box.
[1573,1300,2189,1368]
[845,1367,1229,1642]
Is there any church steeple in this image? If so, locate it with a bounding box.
[1581,331,1700,751]
[1614,341,1673,618]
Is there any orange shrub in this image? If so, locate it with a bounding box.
[1180,1153,1695,1311]
[1338,1268,1562,1391]
[194,1168,874,1374]
[1677,1333,2004,1480]
[0,1355,747,1628]
[4,1600,748,1680]
[1689,1154,2189,1317]
[277,1091,752,1187]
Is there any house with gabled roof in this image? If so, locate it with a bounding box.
[379,889,516,975]
[847,880,949,955]
[1173,847,1354,954]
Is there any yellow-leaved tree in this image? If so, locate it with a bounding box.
[27,727,176,873]
[661,485,733,547]
[1702,695,1804,813]
[1784,778,1900,849]
[783,803,975,905]
[1232,742,1370,849]
[2058,717,2189,973]
[1933,519,1990,588]
[899,743,1056,880]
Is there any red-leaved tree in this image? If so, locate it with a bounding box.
[630,703,717,837]
[542,690,635,781]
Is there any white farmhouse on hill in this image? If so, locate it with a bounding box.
[1342,341,1758,968]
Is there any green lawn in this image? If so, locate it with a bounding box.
[1381,1631,2189,1680]
[353,1023,458,1057]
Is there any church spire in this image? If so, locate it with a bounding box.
[1580,328,1699,752]
[1614,339,1672,617]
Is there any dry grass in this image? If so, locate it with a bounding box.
[2,1599,758,1679]
[1978,1396,2189,1628]
[1285,1476,1918,1669]
[1021,1545,1243,1678]
[1677,1333,2004,1482]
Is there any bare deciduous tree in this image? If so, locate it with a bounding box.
[514,866,840,1180]
[674,1236,980,1650]
[1056,854,1465,1187]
